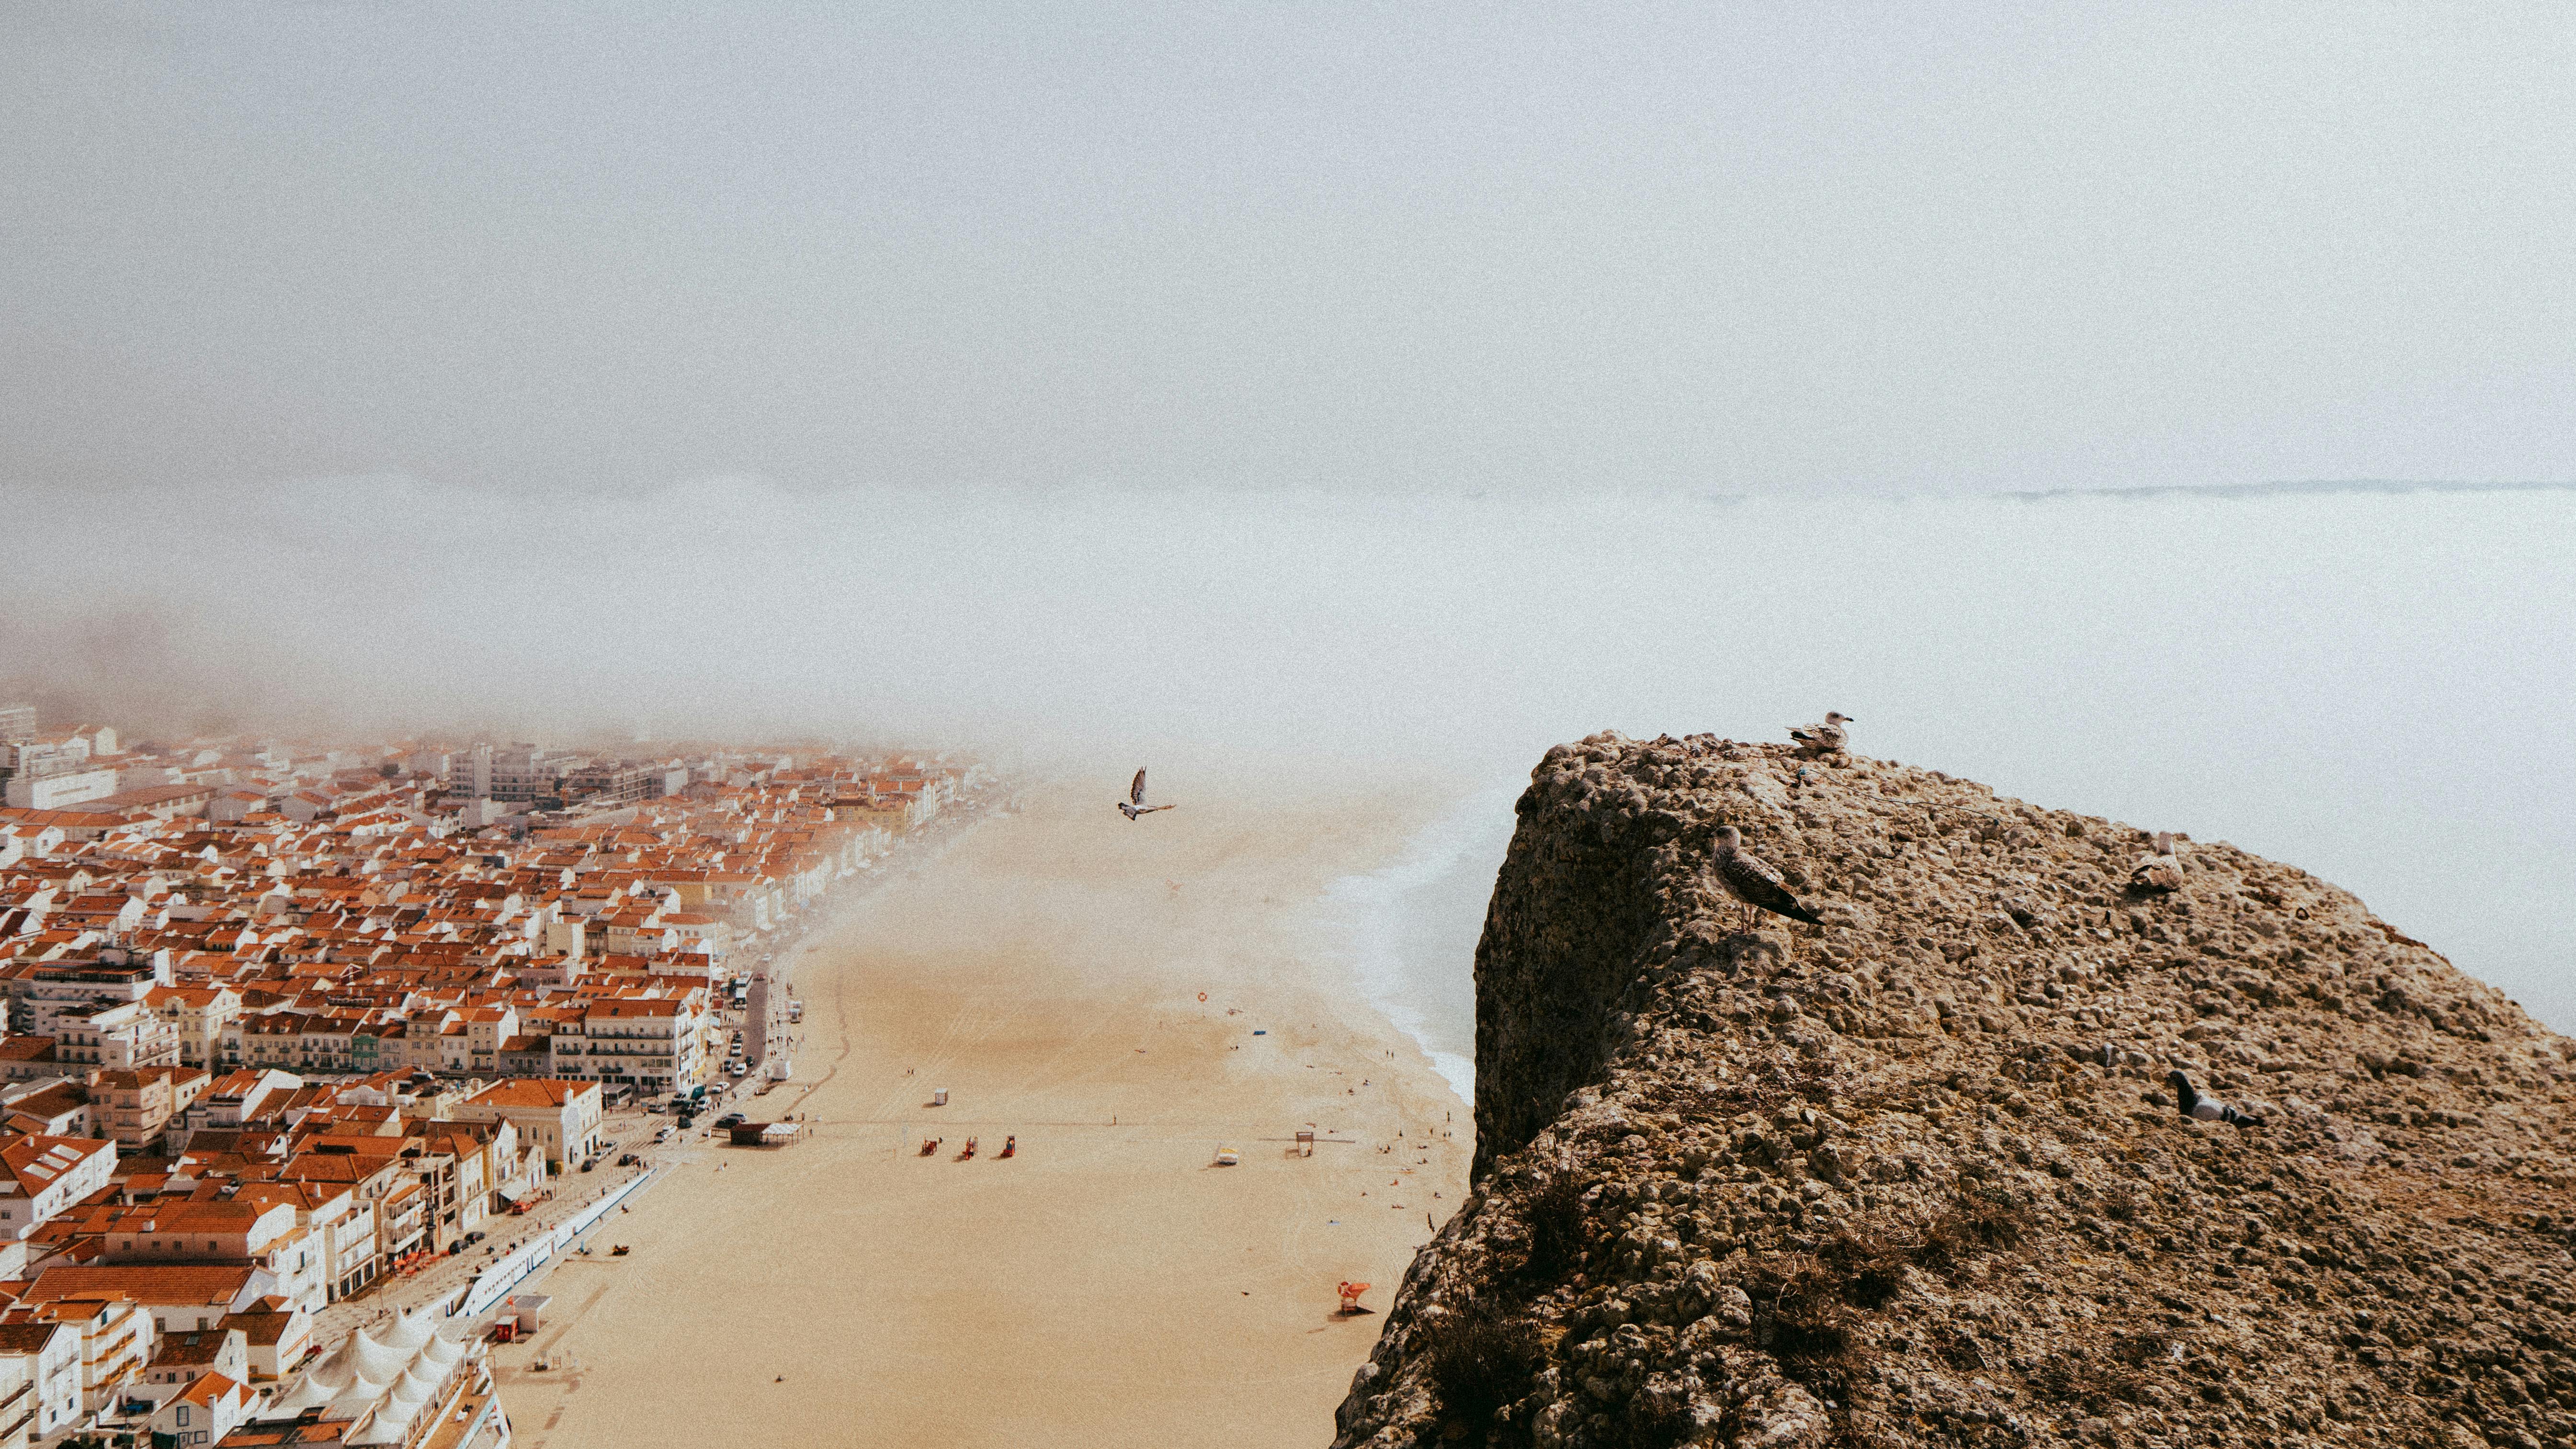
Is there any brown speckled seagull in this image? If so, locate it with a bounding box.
[2130,832,2184,892]
[1709,825,1824,932]
[1789,712,1853,754]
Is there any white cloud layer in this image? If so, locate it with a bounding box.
[5,480,2569,1030]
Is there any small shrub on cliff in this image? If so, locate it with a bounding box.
[1518,1176,1591,1284]
[1816,1228,1911,1310]
[1427,1300,1543,1431]
[2031,1347,2154,1412]
[1916,1193,2029,1275]
[1747,1257,1877,1403]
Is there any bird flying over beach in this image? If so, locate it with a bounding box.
[2131,832,2184,893]
[1118,768,1176,821]
[1709,825,1824,931]
[1789,712,1853,753]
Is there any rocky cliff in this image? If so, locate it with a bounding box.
[1333,734,2576,1449]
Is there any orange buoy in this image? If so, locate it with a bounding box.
[1198,992,1207,1001]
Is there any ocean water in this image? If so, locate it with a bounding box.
[1318,785,1522,1102]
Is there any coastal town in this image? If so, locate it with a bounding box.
[0,703,980,1447]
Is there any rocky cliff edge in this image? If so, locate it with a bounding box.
[1332,733,2575,1449]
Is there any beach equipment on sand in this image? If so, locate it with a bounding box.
[919,1137,941,1156]
[1338,1282,1372,1315]
[932,1088,949,1106]
[999,1136,1016,1158]
[1296,1124,1316,1157]
[1214,1145,1239,1166]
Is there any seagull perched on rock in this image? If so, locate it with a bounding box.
[2130,832,2185,893]
[1117,768,1175,822]
[1789,712,1853,754]
[1709,825,1824,932]
[2167,1070,2262,1128]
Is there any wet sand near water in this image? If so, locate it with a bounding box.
[497,771,1475,1448]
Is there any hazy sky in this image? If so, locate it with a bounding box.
[8,4,2575,496]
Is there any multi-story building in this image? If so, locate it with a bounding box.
[0,705,34,747]
[90,1066,211,1154]
[549,996,705,1097]
[0,1346,32,1449]
[235,1181,372,1305]
[0,1136,117,1240]
[57,1002,182,1071]
[16,1265,266,1337]
[175,1069,300,1141]
[0,761,116,818]
[0,1322,79,1443]
[274,1148,418,1285]
[448,743,493,801]
[152,1370,253,1447]
[487,744,552,804]
[96,1198,324,1317]
[563,762,657,806]
[4,949,169,1035]
[450,1078,600,1172]
[146,985,243,1069]
[25,1291,153,1417]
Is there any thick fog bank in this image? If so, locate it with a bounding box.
[2,480,2568,1028]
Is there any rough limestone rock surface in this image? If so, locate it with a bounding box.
[1332,734,2576,1449]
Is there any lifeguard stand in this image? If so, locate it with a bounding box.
[1295,1124,1316,1157]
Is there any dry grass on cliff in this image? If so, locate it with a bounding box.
[1427,1300,1548,1434]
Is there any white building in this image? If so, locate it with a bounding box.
[450,1078,601,1171]
[0,1136,117,1240]
[450,744,493,801]
[2,765,117,811]
[57,1001,183,1070]
[0,1321,81,1441]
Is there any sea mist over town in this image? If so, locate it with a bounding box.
[4,476,2569,1035]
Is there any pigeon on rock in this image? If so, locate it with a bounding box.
[1709,825,1825,932]
[2131,832,2185,893]
[2167,1070,2262,1128]
[1789,712,1853,754]
[1117,768,1176,822]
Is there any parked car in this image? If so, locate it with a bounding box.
[728,1062,747,1077]
[617,1152,642,1166]
[580,1158,597,1173]
[465,1231,486,1245]
[676,1115,694,1130]
[652,1127,671,1143]
[716,1112,747,1129]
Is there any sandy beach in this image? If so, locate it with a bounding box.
[492,768,1476,1448]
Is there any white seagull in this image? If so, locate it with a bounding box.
[1117,768,1176,822]
[1789,712,1853,754]
[1709,825,1825,932]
